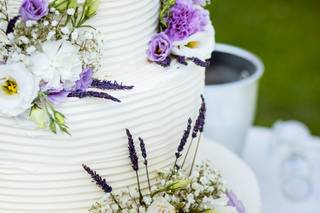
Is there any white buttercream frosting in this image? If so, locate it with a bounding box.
[0,61,205,212]
[7,0,160,72]
[1,1,208,212]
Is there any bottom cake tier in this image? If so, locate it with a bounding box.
[0,62,204,212]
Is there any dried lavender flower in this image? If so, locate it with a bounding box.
[139,137,147,165]
[188,57,211,67]
[126,129,139,171]
[68,90,121,103]
[176,55,188,65]
[6,16,20,34]
[91,79,134,90]
[175,118,192,159]
[192,95,206,138]
[82,164,112,193]
[156,56,172,67]
[139,137,151,192]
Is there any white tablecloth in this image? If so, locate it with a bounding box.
[243,127,320,213]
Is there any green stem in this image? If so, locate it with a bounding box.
[181,138,194,169]
[189,134,202,176]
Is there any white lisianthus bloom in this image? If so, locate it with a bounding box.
[146,197,175,213]
[171,23,215,61]
[30,40,82,90]
[0,63,39,116]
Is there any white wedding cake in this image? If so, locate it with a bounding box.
[0,0,216,212]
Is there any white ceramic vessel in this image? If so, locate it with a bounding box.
[204,43,264,154]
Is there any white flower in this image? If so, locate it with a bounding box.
[171,23,215,61]
[26,46,36,55]
[61,27,70,35]
[30,40,82,90]
[0,63,39,116]
[146,197,175,213]
[51,20,58,27]
[67,8,75,15]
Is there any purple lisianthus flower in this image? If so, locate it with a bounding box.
[19,0,48,21]
[165,3,209,41]
[47,89,70,105]
[147,33,172,62]
[227,191,246,213]
[74,67,93,91]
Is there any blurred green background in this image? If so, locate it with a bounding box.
[208,0,320,135]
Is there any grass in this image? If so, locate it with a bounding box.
[208,0,320,135]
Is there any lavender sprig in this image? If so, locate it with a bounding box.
[188,57,211,68]
[91,79,134,90]
[176,55,188,66]
[189,95,207,175]
[6,16,19,34]
[175,118,192,160]
[181,96,206,169]
[82,164,123,210]
[156,56,172,67]
[127,129,139,171]
[139,137,151,192]
[126,129,143,205]
[82,164,113,193]
[68,90,121,103]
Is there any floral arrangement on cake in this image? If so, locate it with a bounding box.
[147,0,215,68]
[83,96,245,213]
[0,0,133,134]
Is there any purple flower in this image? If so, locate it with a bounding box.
[74,67,93,91]
[165,3,209,41]
[227,191,246,213]
[147,33,172,62]
[47,90,70,105]
[19,0,48,21]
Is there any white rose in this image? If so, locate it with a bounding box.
[172,23,215,61]
[0,63,39,116]
[146,197,175,213]
[30,40,82,90]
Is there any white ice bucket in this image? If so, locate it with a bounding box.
[204,43,264,155]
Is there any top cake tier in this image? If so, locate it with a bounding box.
[8,0,160,70]
[88,0,160,69]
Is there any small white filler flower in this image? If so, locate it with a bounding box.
[146,197,175,213]
[0,63,39,116]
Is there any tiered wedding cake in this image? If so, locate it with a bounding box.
[0,0,213,212]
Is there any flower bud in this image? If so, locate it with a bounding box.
[30,106,49,128]
[54,111,65,125]
[84,0,99,18]
[168,179,191,190]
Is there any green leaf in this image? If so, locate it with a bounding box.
[160,0,176,28]
[167,179,191,190]
[49,119,57,134]
[54,111,65,125]
[84,0,100,19]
